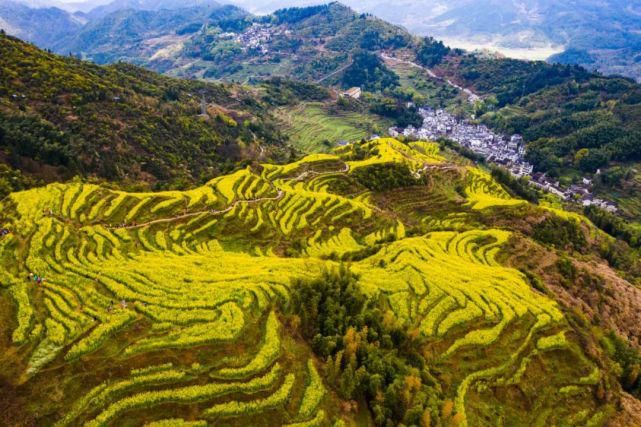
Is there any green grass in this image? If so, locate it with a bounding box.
[276,102,391,153]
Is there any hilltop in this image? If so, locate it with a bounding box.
[0,0,84,50]
[2,137,641,424]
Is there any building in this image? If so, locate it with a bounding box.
[390,105,618,211]
[341,87,362,100]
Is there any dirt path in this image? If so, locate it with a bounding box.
[290,162,350,182]
[380,53,481,104]
[316,60,353,84]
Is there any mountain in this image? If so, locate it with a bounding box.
[341,0,641,81]
[64,2,417,82]
[231,0,641,81]
[0,0,85,49]
[0,0,98,10]
[6,0,641,80]
[84,0,222,20]
[0,0,232,52]
[9,1,641,227]
[56,3,246,65]
[2,135,641,425]
[13,2,641,227]
[0,32,289,190]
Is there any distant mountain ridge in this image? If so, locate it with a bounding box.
[55,3,246,65]
[227,0,641,81]
[12,1,416,84]
[0,0,227,51]
[84,0,221,20]
[346,0,641,81]
[4,0,641,80]
[0,0,85,49]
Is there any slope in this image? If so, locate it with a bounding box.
[406,41,641,230]
[343,0,641,81]
[0,0,85,49]
[0,32,287,191]
[0,137,633,425]
[56,4,247,65]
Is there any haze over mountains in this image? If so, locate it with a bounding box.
[13,0,641,79]
[228,0,641,80]
[8,0,634,79]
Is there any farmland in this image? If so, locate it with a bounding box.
[0,138,619,425]
[275,102,392,153]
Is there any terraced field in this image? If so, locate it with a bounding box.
[275,102,392,153]
[0,138,612,425]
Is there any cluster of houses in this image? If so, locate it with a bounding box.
[390,107,618,212]
[216,23,279,54]
[389,107,531,173]
[531,173,618,212]
[236,24,274,54]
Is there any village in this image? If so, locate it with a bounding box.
[389,107,618,212]
[217,22,298,55]
[216,23,280,54]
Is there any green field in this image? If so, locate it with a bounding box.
[276,102,392,153]
[0,138,617,425]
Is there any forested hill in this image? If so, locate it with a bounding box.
[55,4,248,66]
[0,32,288,194]
[55,2,418,84]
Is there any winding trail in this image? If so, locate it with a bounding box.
[380,53,481,104]
[289,162,350,182]
[46,151,457,232]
